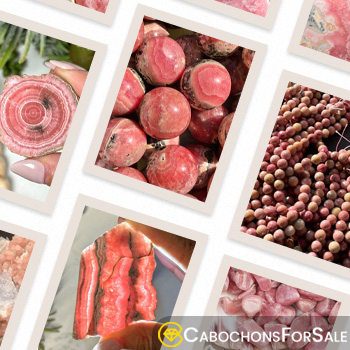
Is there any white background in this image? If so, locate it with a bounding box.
[0,0,349,349]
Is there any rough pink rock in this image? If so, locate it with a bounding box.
[189,105,228,144]
[143,21,169,42]
[276,284,300,306]
[99,118,147,167]
[113,167,147,182]
[196,34,239,58]
[315,298,335,316]
[234,270,255,291]
[219,296,242,315]
[218,112,235,147]
[185,144,218,189]
[139,87,191,139]
[132,21,145,53]
[146,145,198,194]
[135,36,185,86]
[301,0,350,62]
[75,0,109,13]
[176,35,204,67]
[181,59,231,110]
[242,295,263,317]
[215,0,270,17]
[0,74,78,157]
[113,68,145,116]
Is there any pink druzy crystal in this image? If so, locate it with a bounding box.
[215,0,270,17]
[0,74,78,157]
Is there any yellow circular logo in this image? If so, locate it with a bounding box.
[158,322,183,347]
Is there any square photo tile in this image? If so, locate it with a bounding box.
[289,0,350,72]
[201,255,350,350]
[29,194,207,350]
[0,220,45,350]
[229,70,350,278]
[0,11,106,213]
[84,4,266,214]
[184,0,280,29]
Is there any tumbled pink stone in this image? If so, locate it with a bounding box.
[328,301,341,324]
[223,276,229,292]
[135,36,185,86]
[189,105,228,144]
[180,59,231,110]
[287,314,311,349]
[238,283,257,300]
[113,68,145,116]
[113,167,147,182]
[254,275,272,292]
[242,295,263,317]
[234,270,255,291]
[146,145,198,194]
[241,319,269,348]
[176,35,204,67]
[277,306,296,326]
[297,289,326,301]
[139,87,191,139]
[99,118,147,167]
[228,267,236,281]
[196,34,239,58]
[132,21,145,53]
[315,298,335,316]
[264,288,276,304]
[219,296,242,315]
[310,312,328,333]
[296,297,317,313]
[276,284,300,306]
[143,21,169,41]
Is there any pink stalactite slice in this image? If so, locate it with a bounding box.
[74,0,109,13]
[73,222,157,339]
[215,0,270,17]
[0,74,78,157]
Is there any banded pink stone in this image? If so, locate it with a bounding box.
[241,295,263,317]
[75,0,109,13]
[113,167,147,182]
[0,74,78,157]
[276,284,300,306]
[234,270,255,291]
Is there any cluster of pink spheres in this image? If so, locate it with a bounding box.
[241,83,350,268]
[0,235,34,340]
[213,267,340,349]
[97,18,254,199]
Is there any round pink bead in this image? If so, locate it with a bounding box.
[196,34,239,58]
[146,145,198,194]
[143,21,169,41]
[189,105,228,144]
[99,118,147,167]
[139,87,191,139]
[180,59,231,110]
[135,36,185,86]
[113,68,145,116]
[114,167,147,182]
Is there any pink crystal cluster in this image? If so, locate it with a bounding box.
[213,267,341,349]
[97,18,254,199]
[301,0,350,62]
[215,0,270,17]
[0,236,34,340]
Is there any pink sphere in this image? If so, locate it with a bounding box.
[185,143,218,189]
[135,36,185,86]
[180,59,231,110]
[132,21,145,53]
[114,167,147,182]
[143,21,169,41]
[144,136,180,158]
[218,112,235,147]
[196,34,239,58]
[189,105,228,144]
[139,87,191,139]
[146,145,198,194]
[113,68,145,116]
[99,118,147,167]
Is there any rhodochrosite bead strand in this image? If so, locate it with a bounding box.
[135,36,185,86]
[196,34,239,58]
[0,74,78,157]
[139,87,191,139]
[113,68,145,116]
[180,60,231,110]
[99,118,147,167]
[146,145,198,194]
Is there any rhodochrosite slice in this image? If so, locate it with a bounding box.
[74,0,109,13]
[215,0,270,17]
[0,74,78,157]
[73,222,157,339]
[301,0,350,62]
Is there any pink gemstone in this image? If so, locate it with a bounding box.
[287,314,311,349]
[75,0,108,13]
[113,68,145,116]
[234,270,255,291]
[328,301,341,324]
[143,136,180,159]
[176,35,204,67]
[297,289,326,301]
[185,144,218,189]
[196,34,239,58]
[215,0,270,17]
[146,145,198,194]
[242,295,263,317]
[143,21,169,42]
[180,59,231,110]
[242,48,255,69]
[296,297,317,313]
[238,283,257,300]
[315,298,335,317]
[277,306,296,326]
[241,318,270,348]
[276,284,300,306]
[218,112,235,147]
[219,296,242,315]
[113,167,147,182]
[139,87,191,139]
[99,118,147,167]
[310,312,328,333]
[189,105,228,144]
[132,21,145,53]
[0,73,77,157]
[135,36,185,86]
[264,288,276,304]
[254,275,272,292]
[223,275,230,292]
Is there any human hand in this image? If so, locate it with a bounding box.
[9,60,87,186]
